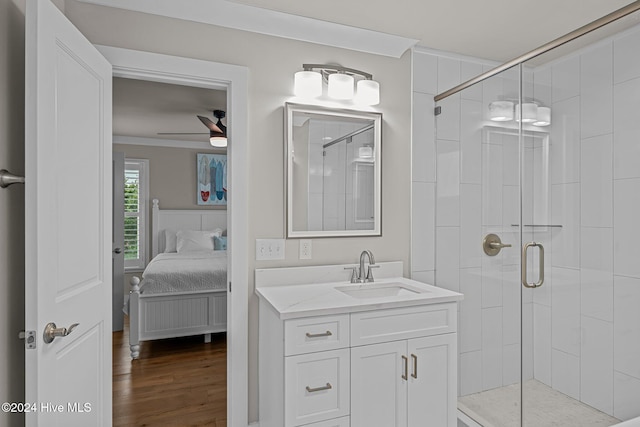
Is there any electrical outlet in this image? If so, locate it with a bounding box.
[299,239,312,260]
[255,239,285,261]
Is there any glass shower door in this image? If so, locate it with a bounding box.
[435,64,526,426]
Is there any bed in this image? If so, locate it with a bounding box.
[128,199,227,359]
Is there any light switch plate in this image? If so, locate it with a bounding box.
[256,239,285,260]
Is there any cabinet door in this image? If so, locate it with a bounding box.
[407,334,457,427]
[351,341,408,427]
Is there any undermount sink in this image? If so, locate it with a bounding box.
[335,282,428,299]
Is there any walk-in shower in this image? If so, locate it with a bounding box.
[413,1,640,426]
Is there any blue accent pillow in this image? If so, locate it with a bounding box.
[213,235,227,250]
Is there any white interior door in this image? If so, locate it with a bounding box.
[25,0,112,425]
[112,152,125,332]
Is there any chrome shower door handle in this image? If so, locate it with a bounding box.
[522,241,544,288]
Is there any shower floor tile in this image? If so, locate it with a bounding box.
[458,379,620,427]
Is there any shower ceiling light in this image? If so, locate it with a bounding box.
[533,106,551,126]
[293,64,380,106]
[515,103,538,123]
[489,101,514,121]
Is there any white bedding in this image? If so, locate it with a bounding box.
[140,250,227,294]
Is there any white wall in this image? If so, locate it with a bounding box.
[0,0,26,426]
[64,2,412,422]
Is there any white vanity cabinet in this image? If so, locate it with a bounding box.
[351,334,456,427]
[258,299,458,427]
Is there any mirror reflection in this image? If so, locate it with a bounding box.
[285,103,381,238]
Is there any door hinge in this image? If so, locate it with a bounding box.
[434,106,442,116]
[229,281,232,292]
[18,330,37,349]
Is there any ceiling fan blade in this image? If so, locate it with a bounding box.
[197,115,223,133]
[157,132,209,135]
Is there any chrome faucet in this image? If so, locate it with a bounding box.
[358,250,377,283]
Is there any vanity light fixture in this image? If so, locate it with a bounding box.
[515,102,538,123]
[293,64,380,106]
[533,106,551,126]
[358,145,373,159]
[489,101,514,122]
[488,100,551,127]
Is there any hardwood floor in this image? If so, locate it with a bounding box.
[113,318,227,426]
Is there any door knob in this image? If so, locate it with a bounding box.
[113,247,122,254]
[43,322,79,344]
[483,233,512,256]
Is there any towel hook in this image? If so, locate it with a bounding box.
[0,169,25,188]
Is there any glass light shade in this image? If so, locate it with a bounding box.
[210,136,227,148]
[328,73,354,100]
[515,102,538,123]
[488,101,514,121]
[294,70,322,98]
[533,106,551,126]
[355,79,380,105]
[359,146,373,158]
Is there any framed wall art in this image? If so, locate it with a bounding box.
[197,153,227,206]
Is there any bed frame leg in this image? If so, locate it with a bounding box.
[204,333,212,343]
[129,276,141,360]
[130,344,140,359]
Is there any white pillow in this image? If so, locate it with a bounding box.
[175,229,222,253]
[164,230,177,253]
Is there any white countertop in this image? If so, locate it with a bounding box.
[256,276,464,320]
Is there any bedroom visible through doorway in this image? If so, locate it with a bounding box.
[111,77,229,425]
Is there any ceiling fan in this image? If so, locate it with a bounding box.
[157,109,227,147]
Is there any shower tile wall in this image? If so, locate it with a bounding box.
[533,26,640,420]
[412,24,640,422]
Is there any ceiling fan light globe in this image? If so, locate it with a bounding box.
[210,136,228,148]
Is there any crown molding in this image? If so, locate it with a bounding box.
[76,0,418,58]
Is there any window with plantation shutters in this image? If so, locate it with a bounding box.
[124,159,149,271]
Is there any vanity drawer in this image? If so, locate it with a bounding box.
[284,314,349,356]
[284,348,350,427]
[350,303,457,346]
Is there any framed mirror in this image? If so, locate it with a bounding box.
[285,103,382,238]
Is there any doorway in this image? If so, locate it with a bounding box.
[111,76,230,424]
[99,45,249,426]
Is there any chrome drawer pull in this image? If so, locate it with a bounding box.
[401,355,408,380]
[305,331,332,338]
[411,354,418,379]
[306,383,332,393]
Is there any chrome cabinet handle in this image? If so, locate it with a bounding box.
[401,355,408,380]
[306,383,332,393]
[43,322,79,344]
[411,354,418,379]
[522,241,545,288]
[305,331,332,338]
